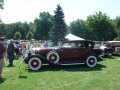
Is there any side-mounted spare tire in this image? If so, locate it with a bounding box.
[85,54,97,68]
[46,51,59,64]
[28,57,42,70]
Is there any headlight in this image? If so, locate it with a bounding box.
[24,49,35,58]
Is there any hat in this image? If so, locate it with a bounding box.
[0,37,5,41]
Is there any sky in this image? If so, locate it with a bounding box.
[0,0,120,24]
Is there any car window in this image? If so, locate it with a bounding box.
[60,41,86,49]
[75,43,85,48]
[61,43,71,48]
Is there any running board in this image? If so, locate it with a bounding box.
[61,63,85,66]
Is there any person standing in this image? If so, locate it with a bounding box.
[20,41,26,57]
[14,41,20,59]
[26,40,30,51]
[0,37,6,79]
[7,40,14,67]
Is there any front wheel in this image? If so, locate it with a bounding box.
[46,51,59,64]
[28,57,42,70]
[86,55,97,68]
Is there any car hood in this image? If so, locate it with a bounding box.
[31,47,59,51]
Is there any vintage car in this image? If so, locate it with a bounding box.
[106,41,120,54]
[24,40,103,70]
[94,41,113,58]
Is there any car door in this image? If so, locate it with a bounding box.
[58,47,78,61]
[75,47,88,60]
[74,43,89,60]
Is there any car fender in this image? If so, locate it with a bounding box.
[84,53,97,61]
[24,54,52,64]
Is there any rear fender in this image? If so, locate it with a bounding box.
[85,52,103,62]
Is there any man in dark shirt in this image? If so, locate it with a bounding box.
[7,40,14,67]
[0,37,6,79]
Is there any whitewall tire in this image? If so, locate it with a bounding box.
[47,51,59,64]
[86,55,97,68]
[28,57,42,70]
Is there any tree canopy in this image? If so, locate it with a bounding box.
[14,31,21,40]
[49,4,67,42]
[34,12,53,40]
[0,0,4,9]
[86,11,116,41]
[26,31,34,40]
[68,19,90,40]
[115,16,120,40]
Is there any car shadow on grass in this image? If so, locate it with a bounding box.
[103,57,115,60]
[28,64,106,73]
[113,54,120,56]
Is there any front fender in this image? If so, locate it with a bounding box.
[24,54,52,64]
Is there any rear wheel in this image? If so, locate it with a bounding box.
[86,55,97,67]
[28,57,42,70]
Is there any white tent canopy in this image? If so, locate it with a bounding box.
[65,33,85,41]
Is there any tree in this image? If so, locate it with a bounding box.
[68,19,91,40]
[26,31,34,40]
[10,22,30,39]
[3,23,13,39]
[29,22,36,33]
[105,20,117,41]
[0,0,3,25]
[22,22,30,39]
[2,22,35,39]
[14,31,21,40]
[0,0,4,9]
[0,18,2,23]
[34,12,53,40]
[115,16,120,40]
[4,22,23,39]
[86,11,116,41]
[0,23,4,37]
[49,4,67,42]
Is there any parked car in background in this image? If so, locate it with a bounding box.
[106,41,120,54]
[24,40,103,71]
[94,41,113,58]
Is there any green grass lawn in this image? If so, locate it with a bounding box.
[0,56,120,90]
